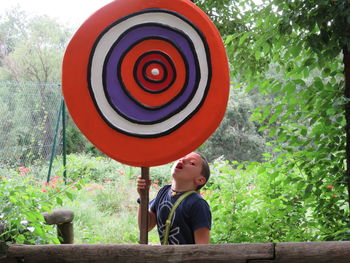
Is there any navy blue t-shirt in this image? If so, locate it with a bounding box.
[150,185,211,245]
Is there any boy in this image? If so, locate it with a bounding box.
[137,152,211,245]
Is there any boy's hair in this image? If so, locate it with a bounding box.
[195,152,210,190]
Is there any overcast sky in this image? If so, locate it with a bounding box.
[1,0,112,29]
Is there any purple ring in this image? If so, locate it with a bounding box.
[103,24,199,124]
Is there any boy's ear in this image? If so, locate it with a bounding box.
[195,176,206,186]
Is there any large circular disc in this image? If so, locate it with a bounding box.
[62,0,230,167]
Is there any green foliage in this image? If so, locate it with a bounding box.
[0,7,27,61]
[199,87,272,162]
[208,0,350,239]
[0,82,62,167]
[65,122,87,154]
[194,0,249,36]
[0,169,62,244]
[0,9,71,167]
[205,159,350,243]
[0,11,71,82]
[53,154,162,244]
[1,153,349,245]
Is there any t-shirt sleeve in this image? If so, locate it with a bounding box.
[189,199,212,230]
[149,185,170,213]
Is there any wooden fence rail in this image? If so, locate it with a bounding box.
[1,210,349,262]
[0,241,349,263]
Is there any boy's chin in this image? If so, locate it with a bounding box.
[171,171,183,179]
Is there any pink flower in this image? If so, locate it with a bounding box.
[327,185,334,189]
[332,195,337,197]
[20,172,26,176]
[41,188,48,193]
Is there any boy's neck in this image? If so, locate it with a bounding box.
[171,181,196,192]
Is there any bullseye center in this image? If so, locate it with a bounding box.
[151,68,160,76]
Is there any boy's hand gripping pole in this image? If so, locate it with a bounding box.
[139,167,150,244]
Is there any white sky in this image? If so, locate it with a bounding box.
[1,0,113,29]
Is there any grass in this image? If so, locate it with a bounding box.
[46,154,168,244]
[0,153,171,244]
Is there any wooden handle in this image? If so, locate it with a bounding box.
[139,167,150,244]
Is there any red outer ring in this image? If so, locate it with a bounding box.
[62,0,230,167]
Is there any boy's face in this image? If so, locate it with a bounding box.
[171,152,205,186]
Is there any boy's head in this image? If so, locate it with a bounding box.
[171,152,210,190]
[196,152,210,190]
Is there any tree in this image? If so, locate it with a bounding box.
[196,0,350,240]
[0,7,27,64]
[200,87,271,162]
[0,10,71,165]
[222,0,349,239]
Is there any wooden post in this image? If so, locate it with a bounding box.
[57,223,74,244]
[139,167,150,244]
[42,210,74,244]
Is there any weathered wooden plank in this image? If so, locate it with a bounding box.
[274,241,350,263]
[0,259,16,263]
[42,210,74,225]
[7,243,274,263]
[248,261,274,263]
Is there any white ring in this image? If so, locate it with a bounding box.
[90,11,209,136]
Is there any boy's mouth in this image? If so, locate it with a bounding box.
[175,162,183,170]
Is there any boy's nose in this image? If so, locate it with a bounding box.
[178,158,185,164]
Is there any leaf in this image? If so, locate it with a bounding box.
[300,127,308,137]
[238,32,250,46]
[56,197,63,206]
[255,49,261,60]
[225,34,234,45]
[314,78,324,89]
[269,111,279,124]
[65,191,73,201]
[284,83,296,95]
[303,57,316,67]
[304,184,313,197]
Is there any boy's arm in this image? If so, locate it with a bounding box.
[138,206,156,231]
[194,227,210,244]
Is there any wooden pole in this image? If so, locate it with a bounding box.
[139,167,150,244]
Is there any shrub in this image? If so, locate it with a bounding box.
[0,166,82,244]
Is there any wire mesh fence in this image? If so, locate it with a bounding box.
[0,81,63,168]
